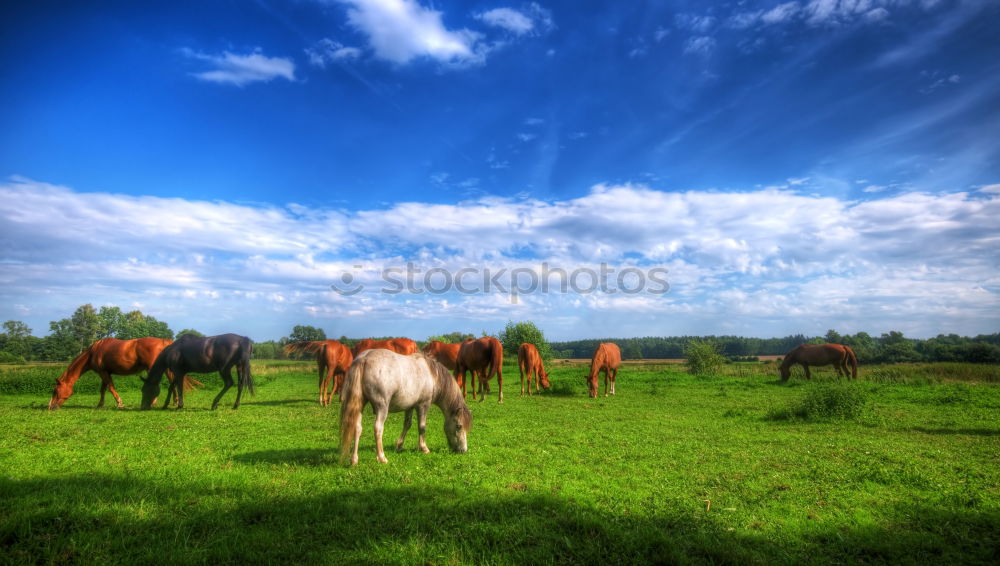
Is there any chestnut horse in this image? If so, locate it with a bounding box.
[340,350,471,466]
[284,340,354,406]
[351,338,419,357]
[779,343,858,381]
[48,337,199,410]
[455,336,504,403]
[518,343,550,396]
[422,340,461,371]
[587,343,621,398]
[140,333,254,410]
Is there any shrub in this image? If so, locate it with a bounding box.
[0,351,26,364]
[769,382,870,421]
[684,340,726,375]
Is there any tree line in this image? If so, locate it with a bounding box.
[1,305,997,365]
[548,330,1000,364]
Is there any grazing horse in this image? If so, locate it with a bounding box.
[518,343,550,396]
[140,333,254,410]
[587,343,621,398]
[422,340,462,371]
[48,337,200,410]
[455,336,504,403]
[351,338,419,357]
[779,343,858,381]
[340,349,472,466]
[284,340,354,406]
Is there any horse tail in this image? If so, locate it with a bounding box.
[318,343,329,388]
[489,338,503,380]
[845,346,858,379]
[339,356,367,464]
[239,337,255,396]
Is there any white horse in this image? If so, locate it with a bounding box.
[340,349,472,466]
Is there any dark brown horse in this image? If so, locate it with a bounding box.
[422,340,462,371]
[518,343,550,396]
[140,333,254,410]
[284,340,354,406]
[587,343,621,398]
[455,336,504,403]
[351,338,419,357]
[779,343,858,381]
[48,337,199,410]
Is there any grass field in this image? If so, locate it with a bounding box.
[1,360,998,565]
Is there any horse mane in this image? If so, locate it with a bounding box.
[284,341,326,357]
[56,348,92,385]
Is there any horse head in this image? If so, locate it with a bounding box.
[139,373,161,409]
[539,370,551,389]
[444,406,472,453]
[48,379,72,410]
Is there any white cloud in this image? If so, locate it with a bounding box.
[183,48,295,86]
[340,0,483,65]
[476,7,534,35]
[675,13,715,33]
[306,38,363,67]
[762,2,801,24]
[683,36,716,56]
[516,132,538,142]
[2,177,997,339]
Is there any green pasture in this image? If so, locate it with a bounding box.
[0,360,998,565]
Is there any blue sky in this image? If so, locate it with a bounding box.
[1,0,998,341]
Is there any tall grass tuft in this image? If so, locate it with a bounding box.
[768,382,870,421]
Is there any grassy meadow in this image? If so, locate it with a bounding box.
[0,359,998,565]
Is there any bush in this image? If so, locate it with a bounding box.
[498,321,552,360]
[684,340,726,375]
[769,382,870,421]
[0,351,26,364]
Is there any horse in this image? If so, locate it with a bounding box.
[455,336,504,403]
[779,343,858,381]
[587,343,621,398]
[339,349,472,466]
[48,337,200,410]
[140,333,254,410]
[518,343,550,396]
[284,340,354,406]
[422,340,462,371]
[351,337,419,357]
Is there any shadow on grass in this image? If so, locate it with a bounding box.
[1,474,997,565]
[234,448,334,466]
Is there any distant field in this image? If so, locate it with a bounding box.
[1,360,998,564]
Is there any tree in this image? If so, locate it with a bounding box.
[623,343,643,360]
[1,320,33,359]
[684,340,726,375]
[497,321,552,360]
[176,329,204,338]
[426,332,474,344]
[289,325,326,342]
[824,329,843,344]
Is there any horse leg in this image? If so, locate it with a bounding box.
[520,365,526,396]
[603,369,609,397]
[396,408,413,452]
[96,371,109,408]
[373,404,389,463]
[350,407,362,467]
[416,403,430,453]
[231,364,246,409]
[610,368,617,395]
[211,368,234,410]
[173,370,188,409]
[496,368,503,404]
[803,364,812,380]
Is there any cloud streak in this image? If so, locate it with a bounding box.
[183,48,296,86]
[1,176,997,338]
